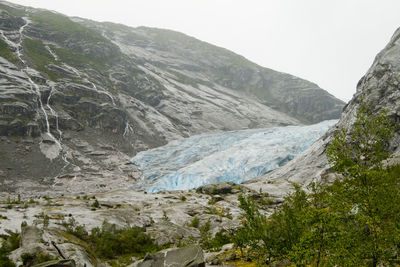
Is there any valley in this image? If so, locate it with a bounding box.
[0,0,400,266]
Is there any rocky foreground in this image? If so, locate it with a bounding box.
[0,182,277,266]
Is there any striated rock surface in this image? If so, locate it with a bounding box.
[247,25,400,195]
[0,1,344,193]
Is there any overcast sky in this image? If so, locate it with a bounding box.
[6,0,400,102]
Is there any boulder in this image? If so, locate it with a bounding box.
[134,245,205,267]
[146,221,200,246]
[196,182,235,195]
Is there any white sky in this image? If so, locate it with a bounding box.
[6,0,400,102]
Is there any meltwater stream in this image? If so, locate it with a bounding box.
[131,120,337,192]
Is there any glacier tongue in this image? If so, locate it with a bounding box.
[131,120,337,192]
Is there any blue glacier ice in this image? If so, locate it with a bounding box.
[131,120,337,192]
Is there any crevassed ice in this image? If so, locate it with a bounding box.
[131,120,337,192]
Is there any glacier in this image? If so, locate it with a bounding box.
[131,120,337,192]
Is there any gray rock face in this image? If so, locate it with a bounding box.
[0,1,344,193]
[135,245,205,267]
[94,25,344,124]
[247,25,400,195]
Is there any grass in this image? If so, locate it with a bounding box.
[31,11,106,44]
[23,38,60,81]
[0,39,22,66]
[0,3,25,17]
[189,216,200,228]
[54,47,111,73]
[29,10,122,74]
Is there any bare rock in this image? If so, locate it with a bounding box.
[134,245,205,267]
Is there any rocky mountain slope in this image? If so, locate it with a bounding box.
[0,2,399,266]
[246,25,400,196]
[0,1,344,194]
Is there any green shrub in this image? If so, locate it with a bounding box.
[0,231,20,267]
[90,222,159,259]
[62,217,89,241]
[208,230,231,251]
[0,254,15,267]
[0,39,21,66]
[23,38,60,81]
[92,199,100,208]
[61,218,159,260]
[190,217,199,228]
[21,252,54,266]
[162,210,169,221]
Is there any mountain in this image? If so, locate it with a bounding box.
[246,25,400,196]
[0,1,344,194]
[0,2,399,265]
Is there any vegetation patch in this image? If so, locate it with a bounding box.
[0,230,20,267]
[23,38,60,81]
[0,39,22,66]
[21,252,55,266]
[31,11,107,45]
[0,3,25,17]
[54,46,118,74]
[229,103,400,266]
[61,218,160,261]
[28,11,123,75]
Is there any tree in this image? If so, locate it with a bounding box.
[326,103,400,266]
[236,185,308,264]
[233,103,400,266]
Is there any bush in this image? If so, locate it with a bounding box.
[230,103,400,266]
[62,218,159,260]
[90,222,159,259]
[62,217,89,241]
[190,217,199,228]
[0,231,20,267]
[21,252,54,266]
[92,199,100,208]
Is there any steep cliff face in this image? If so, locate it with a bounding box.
[247,26,400,196]
[0,1,345,193]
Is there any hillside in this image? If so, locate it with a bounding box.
[0,1,344,193]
